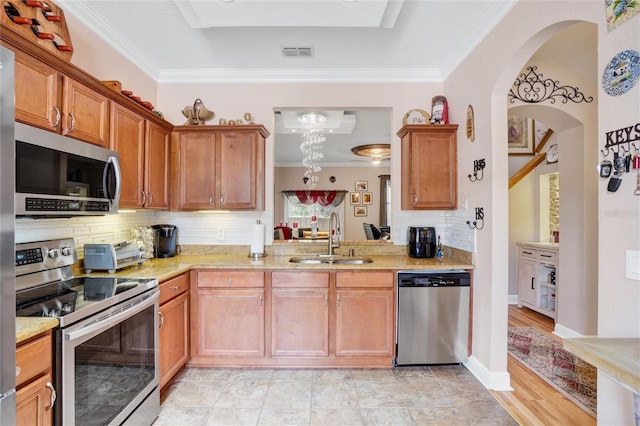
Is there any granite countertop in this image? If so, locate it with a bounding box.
[564,337,640,393]
[85,254,474,282]
[16,317,59,345]
[516,241,559,249]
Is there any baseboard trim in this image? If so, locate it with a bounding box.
[464,355,513,391]
[553,323,584,339]
[508,294,518,304]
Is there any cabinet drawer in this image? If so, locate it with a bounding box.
[272,271,329,288]
[335,270,394,288]
[16,333,52,388]
[537,250,557,264]
[159,273,190,305]
[519,247,537,259]
[197,270,265,288]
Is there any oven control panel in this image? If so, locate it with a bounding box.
[15,238,77,274]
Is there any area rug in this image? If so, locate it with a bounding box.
[507,327,597,417]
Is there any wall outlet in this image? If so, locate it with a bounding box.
[217,228,225,240]
[626,250,640,281]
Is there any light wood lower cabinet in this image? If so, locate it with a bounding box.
[271,289,329,357]
[190,270,265,362]
[16,332,55,426]
[159,273,190,390]
[189,268,394,367]
[335,271,395,357]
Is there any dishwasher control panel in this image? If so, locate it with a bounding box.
[397,270,470,287]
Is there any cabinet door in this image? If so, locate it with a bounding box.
[518,257,537,306]
[145,121,171,210]
[271,289,329,357]
[400,125,457,209]
[194,289,264,357]
[16,373,54,426]
[335,290,394,357]
[159,292,189,389]
[110,103,145,208]
[175,132,216,210]
[14,50,61,131]
[62,76,110,147]
[218,131,262,209]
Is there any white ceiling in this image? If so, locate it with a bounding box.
[57,0,517,83]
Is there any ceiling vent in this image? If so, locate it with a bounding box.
[282,47,314,58]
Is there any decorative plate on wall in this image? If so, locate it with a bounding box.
[602,49,640,96]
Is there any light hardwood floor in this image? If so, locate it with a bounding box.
[490,305,596,426]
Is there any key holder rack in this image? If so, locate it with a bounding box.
[467,207,485,230]
[468,158,486,182]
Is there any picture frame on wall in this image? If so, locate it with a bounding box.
[355,180,368,191]
[354,206,367,217]
[350,192,361,205]
[508,115,535,155]
[362,192,373,205]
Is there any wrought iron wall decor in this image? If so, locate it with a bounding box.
[468,158,486,182]
[467,207,485,230]
[508,66,593,104]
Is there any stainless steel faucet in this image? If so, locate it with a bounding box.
[328,211,340,256]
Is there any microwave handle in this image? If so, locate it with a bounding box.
[104,156,122,208]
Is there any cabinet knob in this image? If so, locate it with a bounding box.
[209,195,214,205]
[337,294,341,307]
[227,278,232,284]
[220,194,224,205]
[147,192,153,207]
[259,295,263,307]
[324,295,328,307]
[158,311,165,328]
[413,194,418,206]
[170,285,179,290]
[140,191,147,206]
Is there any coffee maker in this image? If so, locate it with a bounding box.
[152,224,179,258]
[407,226,436,258]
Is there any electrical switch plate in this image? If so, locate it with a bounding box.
[217,228,225,240]
[626,250,640,281]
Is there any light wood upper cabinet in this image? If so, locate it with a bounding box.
[14,48,109,147]
[111,104,170,209]
[145,121,171,210]
[62,76,110,147]
[398,124,458,210]
[171,125,269,211]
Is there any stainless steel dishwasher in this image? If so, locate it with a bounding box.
[395,270,470,366]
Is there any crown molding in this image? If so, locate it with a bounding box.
[158,68,442,83]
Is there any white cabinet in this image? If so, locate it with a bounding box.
[517,243,558,319]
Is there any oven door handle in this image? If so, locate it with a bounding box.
[64,292,158,343]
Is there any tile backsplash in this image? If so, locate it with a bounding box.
[16,208,475,255]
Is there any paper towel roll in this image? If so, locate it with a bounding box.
[251,222,265,255]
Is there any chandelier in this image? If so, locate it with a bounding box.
[299,113,326,188]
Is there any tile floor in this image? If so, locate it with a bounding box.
[155,366,516,425]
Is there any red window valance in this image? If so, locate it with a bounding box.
[282,190,347,207]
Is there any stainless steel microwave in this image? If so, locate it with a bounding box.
[15,123,121,216]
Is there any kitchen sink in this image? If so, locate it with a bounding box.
[289,256,373,265]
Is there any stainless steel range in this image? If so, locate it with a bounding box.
[15,238,159,426]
